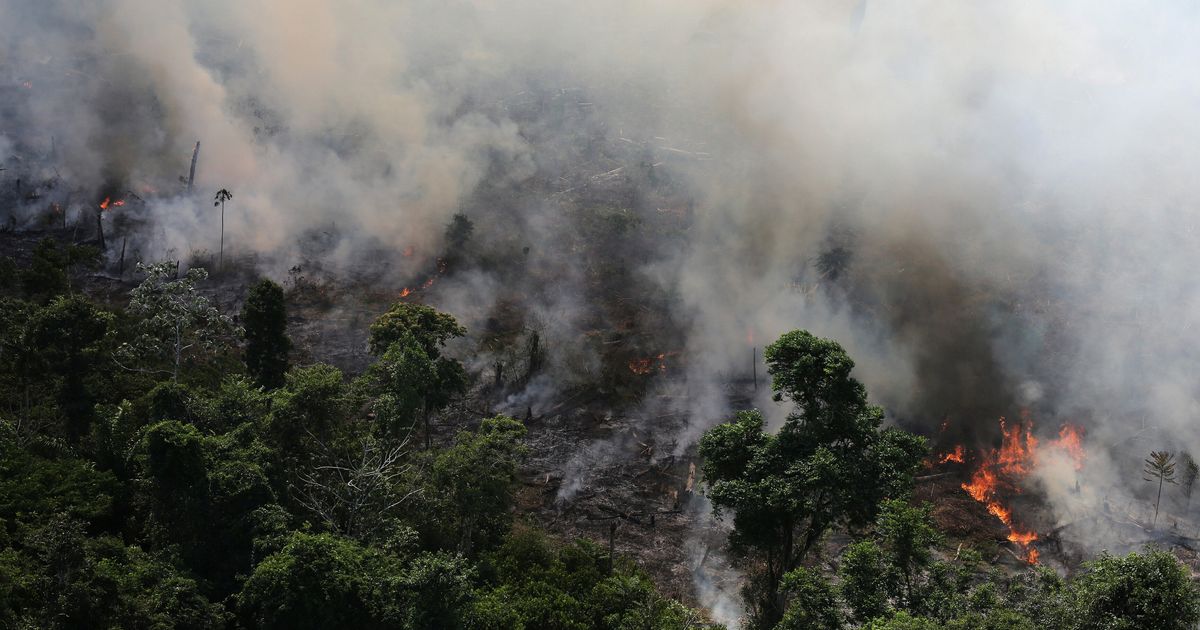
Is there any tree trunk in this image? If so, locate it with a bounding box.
[187,141,200,193]
[173,322,183,382]
[95,208,105,250]
[219,200,224,270]
[1154,475,1164,527]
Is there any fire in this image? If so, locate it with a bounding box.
[99,197,110,210]
[960,416,1040,563]
[1051,424,1086,471]
[402,246,414,258]
[98,197,125,211]
[398,258,447,299]
[938,444,965,464]
[949,416,1088,565]
[628,352,675,375]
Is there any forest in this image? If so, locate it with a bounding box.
[4,2,1200,628]
[0,237,1195,629]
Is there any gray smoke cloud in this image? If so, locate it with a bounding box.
[4,0,1200,616]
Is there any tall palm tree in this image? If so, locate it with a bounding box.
[1144,450,1177,527]
[213,189,232,269]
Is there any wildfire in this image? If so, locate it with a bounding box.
[398,258,447,299]
[1051,424,1086,471]
[940,417,1087,565]
[959,416,1041,563]
[628,352,675,375]
[98,197,125,211]
[938,444,965,464]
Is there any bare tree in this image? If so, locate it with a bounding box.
[213,189,232,270]
[1144,450,1177,527]
[293,430,419,541]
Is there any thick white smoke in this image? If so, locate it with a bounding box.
[4,0,1200,614]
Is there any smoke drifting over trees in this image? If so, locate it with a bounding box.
[3,0,1200,579]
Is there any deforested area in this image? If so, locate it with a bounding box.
[1,1,1199,629]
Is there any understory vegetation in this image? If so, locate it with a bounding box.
[0,239,715,629]
[1,238,1196,630]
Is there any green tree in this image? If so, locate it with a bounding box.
[118,262,234,381]
[1067,548,1200,630]
[876,499,940,609]
[1143,451,1176,527]
[776,567,842,630]
[237,531,400,629]
[241,279,290,389]
[839,540,892,624]
[26,295,113,441]
[367,302,467,448]
[699,330,926,628]
[2,514,224,629]
[20,239,99,303]
[864,612,940,630]
[418,416,527,556]
[369,301,466,357]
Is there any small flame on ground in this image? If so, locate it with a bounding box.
[628,352,676,375]
[938,444,965,464]
[398,258,447,299]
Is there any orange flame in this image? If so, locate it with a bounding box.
[99,197,110,210]
[1051,424,1086,471]
[398,287,413,298]
[938,445,965,464]
[628,352,674,375]
[960,416,1040,563]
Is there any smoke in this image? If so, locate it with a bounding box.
[5,0,1200,610]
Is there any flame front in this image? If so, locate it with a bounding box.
[954,417,1087,564]
[959,416,1040,563]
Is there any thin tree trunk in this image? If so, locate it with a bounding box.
[219,200,224,270]
[1154,475,1164,527]
[173,322,182,382]
[187,141,200,193]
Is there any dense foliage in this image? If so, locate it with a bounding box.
[700,329,1200,630]
[2,244,1196,629]
[0,243,712,629]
